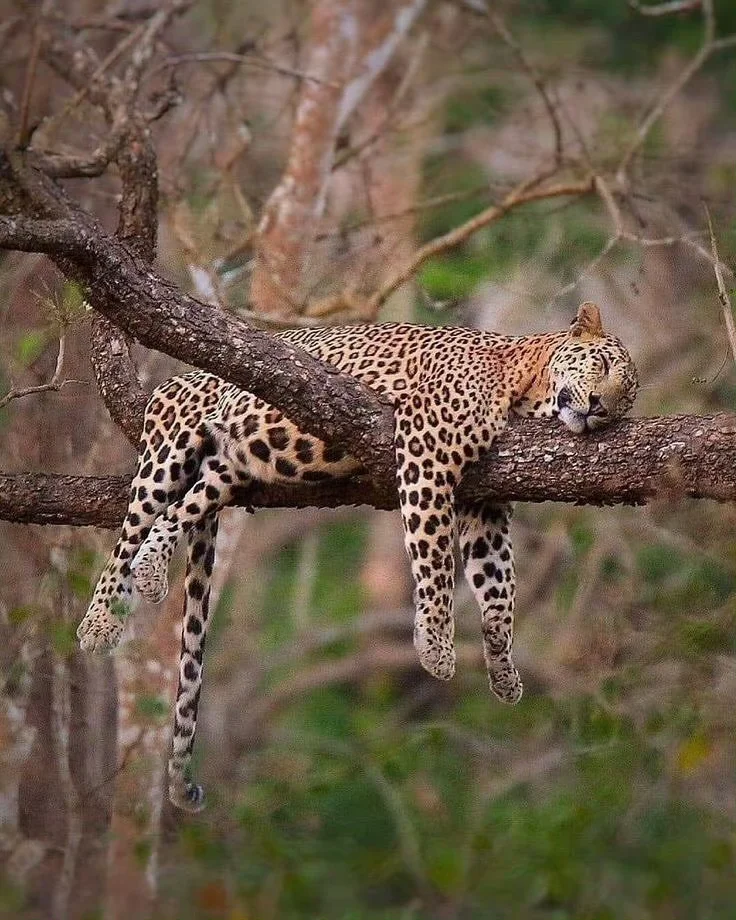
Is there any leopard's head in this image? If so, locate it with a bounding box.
[548,302,638,434]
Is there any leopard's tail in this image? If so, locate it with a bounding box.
[168,512,218,812]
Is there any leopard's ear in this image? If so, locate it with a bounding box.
[570,301,604,338]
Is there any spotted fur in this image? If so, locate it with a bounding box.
[78,301,637,811]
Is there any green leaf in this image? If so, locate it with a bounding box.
[47,621,77,657]
[7,604,38,625]
[15,329,47,367]
[135,694,169,722]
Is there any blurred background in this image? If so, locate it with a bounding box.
[2,1,736,918]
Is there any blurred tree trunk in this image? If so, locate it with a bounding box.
[250,0,429,315]
[17,561,117,920]
[103,576,185,920]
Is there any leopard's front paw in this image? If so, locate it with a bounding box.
[414,621,456,681]
[489,659,523,704]
[131,551,170,604]
[77,609,125,653]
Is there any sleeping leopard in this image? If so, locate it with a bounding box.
[78,301,638,811]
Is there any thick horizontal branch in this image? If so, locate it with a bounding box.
[2,413,735,528]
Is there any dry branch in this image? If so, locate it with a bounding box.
[704,205,736,366]
[0,208,397,472]
[0,334,79,410]
[617,0,736,184]
[368,172,595,310]
[484,10,563,164]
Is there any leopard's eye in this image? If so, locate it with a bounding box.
[599,353,610,375]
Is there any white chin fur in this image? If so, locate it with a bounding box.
[559,407,586,434]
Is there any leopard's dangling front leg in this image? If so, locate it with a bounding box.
[394,387,510,683]
[393,393,462,681]
[457,500,522,703]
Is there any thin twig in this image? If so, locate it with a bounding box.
[617,0,721,185]
[368,169,594,310]
[119,0,196,101]
[50,20,144,127]
[314,184,503,241]
[31,133,124,179]
[485,10,564,164]
[0,336,83,410]
[704,204,736,366]
[16,2,51,147]
[71,16,137,35]
[333,31,428,170]
[149,50,335,85]
[551,235,620,301]
[629,0,702,15]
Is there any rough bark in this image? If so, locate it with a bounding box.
[2,413,735,530]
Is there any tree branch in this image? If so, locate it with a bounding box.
[2,413,735,528]
[0,210,396,473]
[0,333,81,410]
[33,5,187,444]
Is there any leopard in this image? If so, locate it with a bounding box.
[77,301,637,812]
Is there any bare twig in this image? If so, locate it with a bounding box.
[16,2,51,147]
[32,132,124,179]
[0,335,83,411]
[115,0,195,113]
[557,173,715,301]
[551,235,620,302]
[332,31,428,170]
[46,19,143,128]
[616,0,736,185]
[70,16,137,35]
[485,11,563,164]
[551,226,707,302]
[629,0,702,15]
[369,170,595,310]
[150,51,336,85]
[704,204,736,366]
[314,184,498,240]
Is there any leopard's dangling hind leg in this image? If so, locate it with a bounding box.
[77,417,206,652]
[168,513,218,812]
[130,425,238,604]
